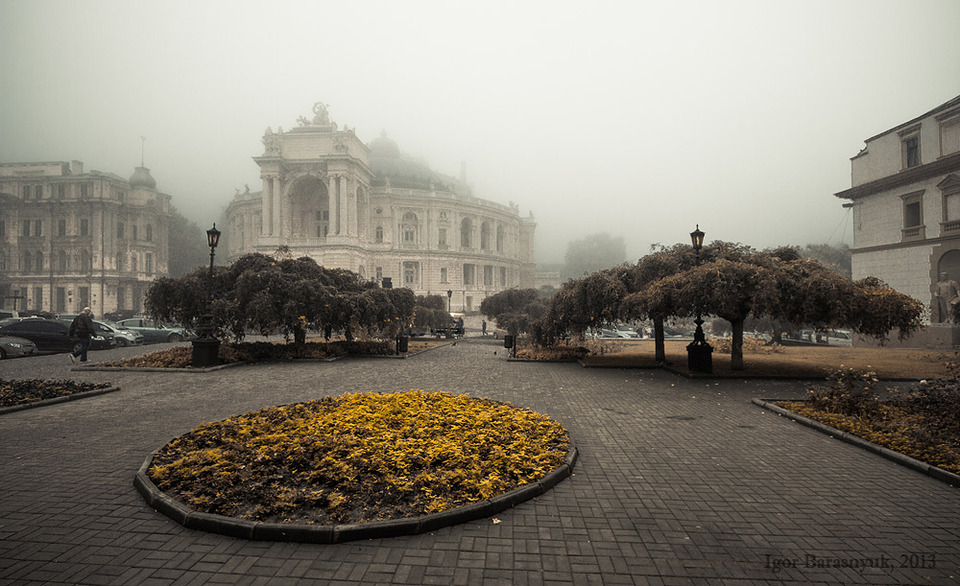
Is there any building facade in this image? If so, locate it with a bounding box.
[0,161,171,316]
[836,95,960,323]
[223,103,537,312]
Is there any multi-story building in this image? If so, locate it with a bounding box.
[0,160,171,316]
[836,94,960,324]
[223,103,537,312]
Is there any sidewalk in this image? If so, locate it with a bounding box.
[1,340,958,584]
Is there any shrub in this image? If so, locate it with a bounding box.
[806,366,880,416]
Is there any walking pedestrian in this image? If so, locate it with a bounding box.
[68,307,96,363]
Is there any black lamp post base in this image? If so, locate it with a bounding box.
[686,316,713,374]
[191,338,221,368]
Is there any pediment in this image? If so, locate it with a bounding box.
[938,174,960,192]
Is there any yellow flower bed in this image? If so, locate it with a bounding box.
[149,390,570,524]
[779,401,960,474]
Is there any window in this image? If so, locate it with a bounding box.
[81,219,89,236]
[80,184,89,198]
[403,261,419,286]
[55,288,66,312]
[132,225,138,240]
[440,268,448,283]
[375,267,383,280]
[461,218,472,248]
[35,185,43,199]
[496,225,504,252]
[81,249,92,273]
[940,175,960,234]
[463,263,476,286]
[59,250,69,271]
[316,210,329,237]
[35,251,43,273]
[375,226,384,243]
[78,287,89,308]
[902,132,920,169]
[22,220,30,237]
[901,191,925,242]
[0,220,4,239]
[22,251,32,272]
[34,220,42,237]
[57,184,65,199]
[33,287,42,310]
[500,266,507,286]
[131,254,138,272]
[483,265,493,286]
[438,228,447,248]
[480,222,491,250]
[401,212,418,245]
[22,186,30,199]
[145,253,153,274]
[939,114,960,157]
[146,224,153,241]
[116,253,123,272]
[117,222,125,239]
[58,219,66,237]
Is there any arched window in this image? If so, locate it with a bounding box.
[35,251,43,273]
[480,221,491,250]
[22,251,32,273]
[375,226,384,243]
[401,212,418,245]
[460,218,473,248]
[496,224,505,252]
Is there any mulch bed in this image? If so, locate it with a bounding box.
[0,379,113,408]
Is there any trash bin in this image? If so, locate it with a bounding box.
[504,335,514,349]
[397,336,409,353]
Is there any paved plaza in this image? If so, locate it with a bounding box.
[1,338,958,585]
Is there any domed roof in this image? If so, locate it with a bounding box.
[368,132,401,160]
[129,166,157,189]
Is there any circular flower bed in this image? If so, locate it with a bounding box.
[148,390,570,525]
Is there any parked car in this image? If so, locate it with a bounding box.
[0,320,78,353]
[94,320,144,346]
[115,318,194,343]
[56,319,117,350]
[0,310,20,320]
[0,335,38,359]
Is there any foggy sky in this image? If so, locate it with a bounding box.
[3,0,959,264]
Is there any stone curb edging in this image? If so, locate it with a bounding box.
[752,398,959,488]
[0,386,120,415]
[135,446,578,543]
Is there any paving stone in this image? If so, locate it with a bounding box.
[1,340,959,584]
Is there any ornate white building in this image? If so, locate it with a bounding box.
[0,161,171,316]
[836,94,960,325]
[223,104,537,312]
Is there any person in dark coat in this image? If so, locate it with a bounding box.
[68,307,96,363]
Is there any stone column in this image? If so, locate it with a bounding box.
[340,175,352,236]
[328,175,339,236]
[273,177,283,237]
[262,178,273,236]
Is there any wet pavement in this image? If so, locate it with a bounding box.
[1,338,958,585]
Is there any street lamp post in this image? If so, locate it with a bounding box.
[686,224,713,374]
[447,290,452,314]
[191,223,221,368]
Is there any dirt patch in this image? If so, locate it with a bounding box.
[581,340,956,379]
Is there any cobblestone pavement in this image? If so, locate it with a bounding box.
[1,339,958,585]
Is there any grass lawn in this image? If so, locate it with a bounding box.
[580,340,956,379]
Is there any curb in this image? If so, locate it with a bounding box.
[134,445,578,543]
[0,386,120,415]
[752,398,959,488]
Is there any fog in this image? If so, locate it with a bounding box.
[3,0,959,264]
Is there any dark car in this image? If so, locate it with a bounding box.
[0,320,78,353]
[115,318,194,344]
[0,335,38,359]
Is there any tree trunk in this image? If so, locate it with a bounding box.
[654,317,665,363]
[731,318,744,371]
